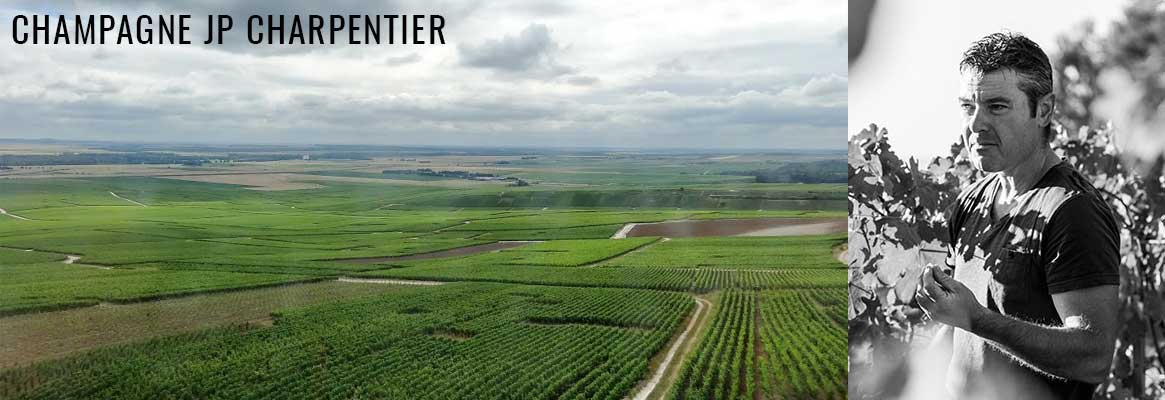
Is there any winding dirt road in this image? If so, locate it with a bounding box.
[628,296,712,400]
[60,255,111,269]
[611,223,638,239]
[0,207,31,221]
[109,192,147,207]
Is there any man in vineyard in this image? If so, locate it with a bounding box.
[914,32,1121,400]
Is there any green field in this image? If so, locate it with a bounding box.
[0,283,692,399]
[0,152,846,399]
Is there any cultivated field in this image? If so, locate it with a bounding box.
[0,149,846,399]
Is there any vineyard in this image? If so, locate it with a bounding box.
[0,283,690,399]
[0,152,847,399]
[671,289,847,399]
[358,264,847,292]
[0,247,320,316]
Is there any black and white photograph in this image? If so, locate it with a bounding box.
[848,0,1165,399]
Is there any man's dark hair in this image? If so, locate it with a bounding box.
[960,32,1054,140]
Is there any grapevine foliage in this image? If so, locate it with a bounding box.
[847,124,979,340]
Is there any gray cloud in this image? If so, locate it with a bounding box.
[565,75,599,86]
[384,53,421,66]
[800,75,846,97]
[510,1,574,16]
[44,75,123,97]
[458,23,574,77]
[91,47,118,61]
[656,58,689,73]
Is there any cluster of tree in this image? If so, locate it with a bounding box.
[719,160,847,183]
[383,168,500,179]
[382,168,526,182]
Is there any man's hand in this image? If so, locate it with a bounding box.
[915,263,1119,383]
[915,265,983,331]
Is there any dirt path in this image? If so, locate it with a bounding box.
[611,223,638,239]
[4,247,111,270]
[0,207,32,221]
[627,296,712,400]
[333,241,539,264]
[60,255,111,270]
[109,192,147,207]
[1,247,110,269]
[336,277,446,285]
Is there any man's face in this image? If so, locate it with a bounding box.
[958,69,1046,172]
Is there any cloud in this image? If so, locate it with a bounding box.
[384,53,421,66]
[91,47,118,61]
[513,1,574,16]
[622,89,845,128]
[786,74,847,105]
[42,74,123,99]
[656,58,689,73]
[565,75,599,86]
[458,23,574,77]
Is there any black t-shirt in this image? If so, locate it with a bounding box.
[944,161,1120,400]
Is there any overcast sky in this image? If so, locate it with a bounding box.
[0,0,846,150]
[850,0,1125,160]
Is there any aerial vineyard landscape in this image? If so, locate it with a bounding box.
[0,142,846,399]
